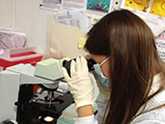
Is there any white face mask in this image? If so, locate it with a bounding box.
[93,57,110,87]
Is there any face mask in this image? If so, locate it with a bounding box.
[93,58,110,87]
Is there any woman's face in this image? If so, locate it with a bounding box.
[89,54,111,78]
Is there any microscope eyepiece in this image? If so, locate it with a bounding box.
[62,58,96,76]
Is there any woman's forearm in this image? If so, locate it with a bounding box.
[77,105,94,117]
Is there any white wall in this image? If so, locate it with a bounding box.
[14,0,48,53]
[0,0,14,28]
[0,0,86,56]
[0,0,48,53]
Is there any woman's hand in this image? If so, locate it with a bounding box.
[62,56,99,117]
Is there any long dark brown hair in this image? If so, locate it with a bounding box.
[84,9,165,124]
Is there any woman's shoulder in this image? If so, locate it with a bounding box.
[131,90,165,124]
[131,108,165,124]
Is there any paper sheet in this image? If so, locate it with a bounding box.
[54,10,90,32]
[40,0,62,10]
[63,0,86,10]
[87,0,111,13]
[156,31,165,61]
[110,0,122,11]
[121,0,165,17]
[122,0,149,11]
[150,0,165,16]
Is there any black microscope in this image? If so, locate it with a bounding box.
[15,58,96,124]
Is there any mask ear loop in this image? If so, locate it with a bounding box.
[100,57,110,66]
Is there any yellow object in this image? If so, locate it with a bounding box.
[78,35,87,49]
[150,0,165,17]
[124,0,149,11]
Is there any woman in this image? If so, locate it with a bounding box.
[62,9,165,124]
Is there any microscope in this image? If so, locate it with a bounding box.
[15,58,96,124]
